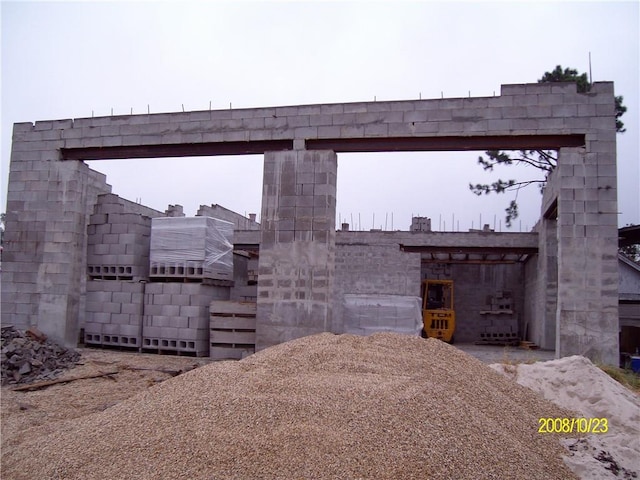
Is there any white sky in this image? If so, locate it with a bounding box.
[1,0,638,231]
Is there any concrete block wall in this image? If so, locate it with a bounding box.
[3,81,619,362]
[142,283,230,356]
[6,81,602,153]
[334,238,421,331]
[476,292,519,344]
[256,150,337,350]
[197,204,260,231]
[421,263,524,343]
[87,194,159,281]
[84,280,144,348]
[554,146,619,364]
[2,151,112,345]
[524,217,558,349]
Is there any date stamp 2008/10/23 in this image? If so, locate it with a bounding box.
[538,418,608,434]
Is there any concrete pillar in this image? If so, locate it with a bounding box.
[1,128,110,346]
[555,146,619,364]
[256,149,337,350]
[532,216,558,350]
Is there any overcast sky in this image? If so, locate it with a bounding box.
[2,0,638,231]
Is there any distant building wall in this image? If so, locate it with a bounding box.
[197,204,260,230]
[422,262,524,343]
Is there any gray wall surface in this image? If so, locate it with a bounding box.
[255,150,337,350]
[2,81,620,363]
[197,204,260,230]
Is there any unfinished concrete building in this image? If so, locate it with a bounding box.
[1,82,620,364]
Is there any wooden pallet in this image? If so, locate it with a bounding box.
[519,341,540,350]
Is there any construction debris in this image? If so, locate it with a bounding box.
[11,371,120,392]
[1,325,81,386]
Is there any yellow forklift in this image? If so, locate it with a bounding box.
[421,279,455,343]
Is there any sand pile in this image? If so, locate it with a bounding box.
[491,356,640,479]
[2,333,577,479]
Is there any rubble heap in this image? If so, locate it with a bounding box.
[1,326,81,386]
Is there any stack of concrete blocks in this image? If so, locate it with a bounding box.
[410,216,432,232]
[230,252,258,302]
[86,194,155,281]
[143,216,235,356]
[478,291,519,345]
[84,193,162,348]
[142,283,230,356]
[84,280,145,348]
[149,216,234,283]
[342,294,422,336]
[165,204,185,217]
[209,301,257,359]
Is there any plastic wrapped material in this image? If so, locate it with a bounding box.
[342,294,422,336]
[150,216,234,281]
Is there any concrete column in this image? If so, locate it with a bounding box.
[532,216,558,350]
[1,132,110,346]
[256,149,337,350]
[555,146,619,364]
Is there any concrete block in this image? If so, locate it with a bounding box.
[153,293,172,305]
[177,328,209,341]
[142,326,162,337]
[179,305,203,317]
[160,327,179,338]
[160,304,180,316]
[121,303,142,315]
[111,313,131,325]
[144,304,163,316]
[112,292,132,304]
[103,324,120,335]
[185,315,208,329]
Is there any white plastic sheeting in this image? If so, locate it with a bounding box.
[342,294,423,336]
[150,216,234,278]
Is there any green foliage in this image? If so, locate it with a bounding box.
[597,363,640,393]
[469,150,553,227]
[615,95,627,133]
[538,65,590,93]
[538,64,626,133]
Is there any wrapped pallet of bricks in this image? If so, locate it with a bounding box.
[342,294,423,337]
[149,216,234,283]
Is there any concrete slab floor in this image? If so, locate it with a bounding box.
[455,343,556,364]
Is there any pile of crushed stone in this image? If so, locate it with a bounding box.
[491,356,640,480]
[1,325,81,385]
[1,333,577,479]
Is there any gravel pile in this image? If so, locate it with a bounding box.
[1,326,81,386]
[1,333,577,479]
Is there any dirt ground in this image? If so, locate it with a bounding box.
[1,347,211,453]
